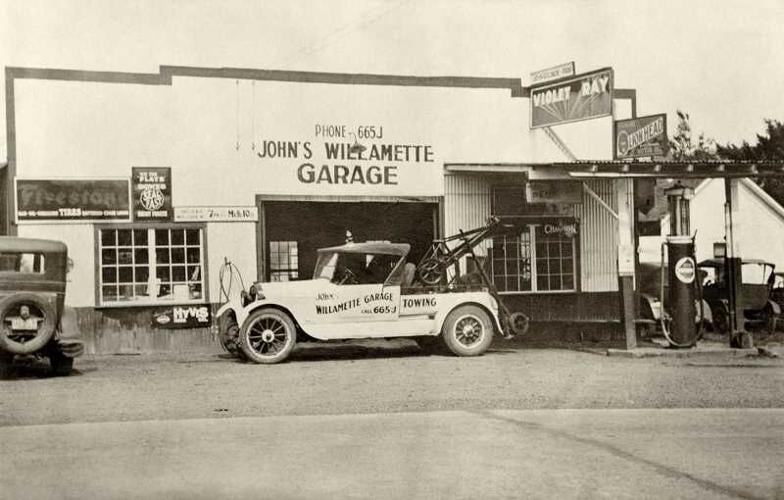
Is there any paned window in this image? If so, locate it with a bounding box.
[98,227,205,305]
[490,225,576,292]
[269,241,299,282]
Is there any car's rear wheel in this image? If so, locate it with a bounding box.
[218,313,242,357]
[0,351,13,379]
[239,308,296,364]
[49,351,74,376]
[0,293,57,355]
[441,305,494,357]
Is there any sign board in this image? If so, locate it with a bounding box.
[614,114,668,159]
[530,61,575,85]
[530,67,614,129]
[16,179,130,222]
[526,180,583,205]
[674,257,696,284]
[151,305,211,329]
[174,206,258,222]
[542,221,578,238]
[132,167,172,221]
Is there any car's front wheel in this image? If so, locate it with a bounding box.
[239,308,297,364]
[441,305,494,357]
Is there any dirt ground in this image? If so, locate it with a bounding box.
[1,339,782,427]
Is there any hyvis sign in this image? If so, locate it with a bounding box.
[530,68,614,129]
[614,114,668,159]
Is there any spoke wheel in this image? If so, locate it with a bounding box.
[441,305,494,357]
[416,258,443,286]
[239,309,296,364]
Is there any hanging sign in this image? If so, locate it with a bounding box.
[530,61,575,85]
[16,179,130,222]
[530,67,614,129]
[614,114,668,159]
[174,206,258,222]
[132,167,172,221]
[526,180,583,204]
[151,305,211,329]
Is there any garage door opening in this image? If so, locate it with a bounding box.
[261,201,438,281]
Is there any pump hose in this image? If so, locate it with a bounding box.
[218,258,246,305]
[659,242,697,348]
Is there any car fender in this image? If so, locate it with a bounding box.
[767,300,781,316]
[433,292,503,336]
[234,299,301,332]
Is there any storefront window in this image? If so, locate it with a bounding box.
[269,241,299,282]
[98,227,205,305]
[490,225,576,293]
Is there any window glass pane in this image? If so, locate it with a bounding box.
[133,229,148,246]
[119,267,133,283]
[101,230,116,246]
[155,229,169,245]
[157,266,170,281]
[102,267,116,284]
[171,230,184,245]
[102,249,116,265]
[118,229,132,246]
[118,249,133,265]
[268,240,299,281]
[134,248,149,264]
[172,266,186,281]
[171,248,185,263]
[135,266,149,282]
[156,248,170,264]
[185,229,200,245]
[186,248,200,264]
[102,285,117,301]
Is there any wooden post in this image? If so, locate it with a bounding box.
[724,178,753,348]
[617,178,637,349]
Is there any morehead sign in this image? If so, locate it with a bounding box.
[614,114,668,159]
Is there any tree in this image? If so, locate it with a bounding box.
[717,119,784,205]
[668,110,719,161]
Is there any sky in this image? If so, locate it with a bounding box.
[2,0,784,159]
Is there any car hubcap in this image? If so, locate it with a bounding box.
[247,316,288,356]
[455,315,483,347]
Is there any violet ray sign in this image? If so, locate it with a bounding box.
[614,114,668,159]
[530,68,614,129]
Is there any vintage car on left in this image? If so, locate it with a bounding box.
[0,237,84,377]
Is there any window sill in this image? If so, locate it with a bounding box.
[96,299,207,308]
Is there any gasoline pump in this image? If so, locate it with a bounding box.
[658,184,702,348]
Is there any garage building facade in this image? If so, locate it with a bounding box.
[3,65,634,353]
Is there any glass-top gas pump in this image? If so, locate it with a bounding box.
[661,183,698,347]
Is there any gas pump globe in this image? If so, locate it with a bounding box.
[664,183,698,347]
[666,183,694,236]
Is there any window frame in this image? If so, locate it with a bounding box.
[490,222,580,295]
[268,240,299,282]
[94,223,209,307]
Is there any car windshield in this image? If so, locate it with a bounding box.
[314,251,400,285]
[0,252,45,274]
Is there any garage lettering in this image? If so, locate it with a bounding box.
[298,164,398,185]
[315,298,362,315]
[402,297,437,308]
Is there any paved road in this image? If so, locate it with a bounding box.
[1,408,782,499]
[1,343,782,498]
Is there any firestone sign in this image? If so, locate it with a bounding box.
[530,68,614,129]
[614,114,668,159]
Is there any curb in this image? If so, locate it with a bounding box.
[606,347,760,358]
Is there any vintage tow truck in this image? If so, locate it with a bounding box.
[216,238,525,364]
